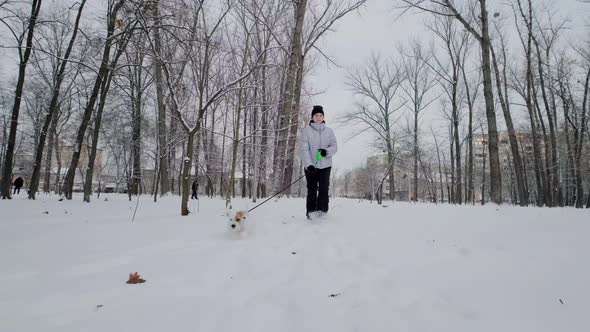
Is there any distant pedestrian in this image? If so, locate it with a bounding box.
[13,177,24,195]
[191,180,199,199]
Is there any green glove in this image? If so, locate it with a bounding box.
[316,150,323,161]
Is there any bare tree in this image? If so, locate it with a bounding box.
[0,96,8,183]
[431,127,446,203]
[81,3,142,203]
[509,1,546,206]
[341,53,405,201]
[459,47,481,204]
[0,0,43,199]
[426,15,468,204]
[530,3,565,206]
[556,52,589,208]
[490,17,528,206]
[150,0,170,196]
[118,32,153,197]
[61,0,128,200]
[28,0,86,199]
[400,0,503,204]
[399,40,437,201]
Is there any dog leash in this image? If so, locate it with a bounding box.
[247,173,307,213]
[248,149,324,213]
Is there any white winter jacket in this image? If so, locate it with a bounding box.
[300,121,338,169]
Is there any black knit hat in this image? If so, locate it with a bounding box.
[311,105,324,118]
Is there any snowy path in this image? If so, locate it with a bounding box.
[1,194,589,331]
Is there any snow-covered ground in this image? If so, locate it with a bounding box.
[1,193,589,332]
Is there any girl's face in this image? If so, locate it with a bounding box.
[312,112,324,124]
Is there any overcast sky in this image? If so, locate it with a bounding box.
[308,0,589,171]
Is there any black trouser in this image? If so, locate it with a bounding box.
[13,186,21,194]
[306,166,331,214]
[191,191,198,199]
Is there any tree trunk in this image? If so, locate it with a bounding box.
[449,124,455,203]
[282,53,305,192]
[532,41,560,207]
[42,109,57,193]
[219,104,228,197]
[130,62,143,196]
[414,100,419,202]
[528,32,560,206]
[433,131,445,203]
[242,103,247,198]
[459,53,475,204]
[181,132,195,215]
[385,128,395,201]
[508,154,516,205]
[205,98,216,197]
[574,67,589,208]
[194,128,202,198]
[226,99,242,208]
[561,87,577,206]
[258,61,269,198]
[452,79,462,204]
[479,0,502,204]
[170,111,178,195]
[481,130,487,205]
[152,0,170,196]
[54,132,62,193]
[525,40,545,206]
[0,112,7,186]
[273,0,307,192]
[490,45,527,206]
[532,83,553,205]
[443,154,450,203]
[153,154,159,201]
[251,81,259,202]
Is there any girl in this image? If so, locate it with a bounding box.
[300,105,338,219]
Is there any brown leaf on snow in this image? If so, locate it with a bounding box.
[126,272,146,284]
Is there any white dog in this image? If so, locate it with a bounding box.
[227,210,248,232]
